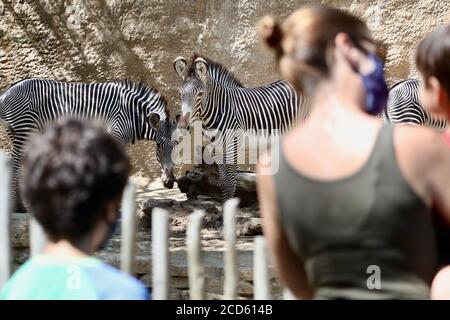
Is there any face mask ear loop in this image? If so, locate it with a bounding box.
[344,33,369,75]
[347,32,370,56]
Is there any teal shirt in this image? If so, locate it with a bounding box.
[0,255,149,300]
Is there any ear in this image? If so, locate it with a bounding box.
[175,113,181,123]
[148,113,161,131]
[429,77,448,106]
[335,32,360,71]
[104,197,121,224]
[195,57,208,83]
[174,57,187,79]
[440,87,450,109]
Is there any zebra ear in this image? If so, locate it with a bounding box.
[175,113,181,123]
[174,57,188,79]
[195,58,208,83]
[149,113,161,131]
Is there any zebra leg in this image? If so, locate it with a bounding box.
[0,123,21,211]
[217,132,241,202]
[10,123,38,212]
[218,163,238,202]
[10,142,25,212]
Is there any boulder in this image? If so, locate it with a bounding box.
[177,163,258,207]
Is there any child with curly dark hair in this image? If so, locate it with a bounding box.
[0,118,148,300]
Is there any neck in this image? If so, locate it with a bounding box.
[153,131,163,143]
[201,81,225,127]
[43,238,93,257]
[311,80,364,115]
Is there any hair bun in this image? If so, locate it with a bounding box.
[258,15,283,49]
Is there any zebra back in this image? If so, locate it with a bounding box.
[192,55,309,135]
[384,79,448,130]
[0,78,170,143]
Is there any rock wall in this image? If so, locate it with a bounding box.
[0,0,449,178]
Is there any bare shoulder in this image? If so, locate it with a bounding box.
[395,124,450,164]
[394,125,442,145]
[395,124,440,144]
[282,126,302,146]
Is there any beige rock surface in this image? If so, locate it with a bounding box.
[1,0,449,179]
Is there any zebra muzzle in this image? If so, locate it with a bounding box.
[177,113,191,130]
[187,170,203,182]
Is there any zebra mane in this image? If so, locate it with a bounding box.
[113,79,169,118]
[190,54,243,88]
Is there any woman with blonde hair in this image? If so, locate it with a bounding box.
[256,5,450,299]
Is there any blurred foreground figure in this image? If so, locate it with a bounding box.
[257,6,450,299]
[414,24,450,300]
[0,118,148,300]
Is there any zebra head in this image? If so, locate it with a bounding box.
[174,56,208,130]
[154,118,178,189]
[135,85,177,189]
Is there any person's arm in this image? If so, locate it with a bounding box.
[423,133,450,300]
[396,126,450,219]
[256,155,313,299]
[427,135,450,221]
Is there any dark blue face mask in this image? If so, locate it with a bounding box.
[360,53,389,116]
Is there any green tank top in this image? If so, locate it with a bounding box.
[274,123,437,299]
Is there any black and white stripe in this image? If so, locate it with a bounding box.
[383,79,448,130]
[175,55,309,201]
[0,78,177,210]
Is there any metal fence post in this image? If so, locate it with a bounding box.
[223,198,240,300]
[120,181,137,274]
[0,152,12,288]
[254,236,271,300]
[187,210,205,300]
[30,217,48,256]
[152,208,170,300]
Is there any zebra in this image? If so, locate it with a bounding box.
[383,79,448,130]
[0,78,178,211]
[173,54,309,201]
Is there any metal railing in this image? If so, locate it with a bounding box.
[0,151,294,300]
